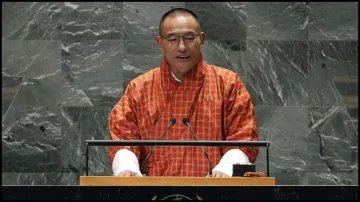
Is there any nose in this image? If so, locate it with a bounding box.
[177,38,187,52]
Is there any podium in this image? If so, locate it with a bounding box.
[79,176,275,200]
[79,176,276,186]
[81,140,275,199]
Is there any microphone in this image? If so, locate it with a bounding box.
[183,118,213,177]
[142,118,176,176]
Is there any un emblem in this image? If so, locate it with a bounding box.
[152,194,203,200]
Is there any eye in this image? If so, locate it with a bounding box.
[166,36,177,41]
[184,35,196,40]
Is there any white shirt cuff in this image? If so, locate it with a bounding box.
[212,149,250,176]
[112,149,143,177]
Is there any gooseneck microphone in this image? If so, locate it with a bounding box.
[183,118,213,177]
[143,118,176,176]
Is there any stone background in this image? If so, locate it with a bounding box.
[2,2,358,185]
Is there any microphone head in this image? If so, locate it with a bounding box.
[182,118,190,126]
[169,118,176,125]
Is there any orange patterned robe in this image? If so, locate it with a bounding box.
[108,55,259,177]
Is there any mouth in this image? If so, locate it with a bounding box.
[176,56,190,60]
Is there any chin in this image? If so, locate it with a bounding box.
[179,64,195,73]
[170,60,197,72]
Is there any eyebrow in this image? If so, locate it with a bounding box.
[165,31,196,36]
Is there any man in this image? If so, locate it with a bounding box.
[108,8,259,177]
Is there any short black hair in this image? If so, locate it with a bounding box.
[159,8,201,36]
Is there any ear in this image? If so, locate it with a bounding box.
[200,32,206,47]
[156,36,164,51]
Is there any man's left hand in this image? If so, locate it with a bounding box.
[207,171,230,177]
[210,162,233,177]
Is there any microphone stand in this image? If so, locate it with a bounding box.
[183,118,213,177]
[142,119,176,176]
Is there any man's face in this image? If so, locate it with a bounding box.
[156,15,205,77]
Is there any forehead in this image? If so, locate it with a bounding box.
[161,15,199,35]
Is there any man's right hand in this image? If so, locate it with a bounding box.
[118,170,141,177]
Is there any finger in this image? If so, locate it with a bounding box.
[221,173,230,178]
[125,171,132,177]
[213,172,221,177]
[118,170,131,177]
[213,172,229,178]
[131,172,140,176]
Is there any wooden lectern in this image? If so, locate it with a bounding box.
[79,176,275,186]
[82,140,275,193]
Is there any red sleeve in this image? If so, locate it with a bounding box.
[223,75,259,163]
[108,82,142,165]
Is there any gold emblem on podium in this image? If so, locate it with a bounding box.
[152,194,203,200]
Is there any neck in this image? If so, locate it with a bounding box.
[170,70,187,82]
[168,64,197,82]
[170,70,182,84]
